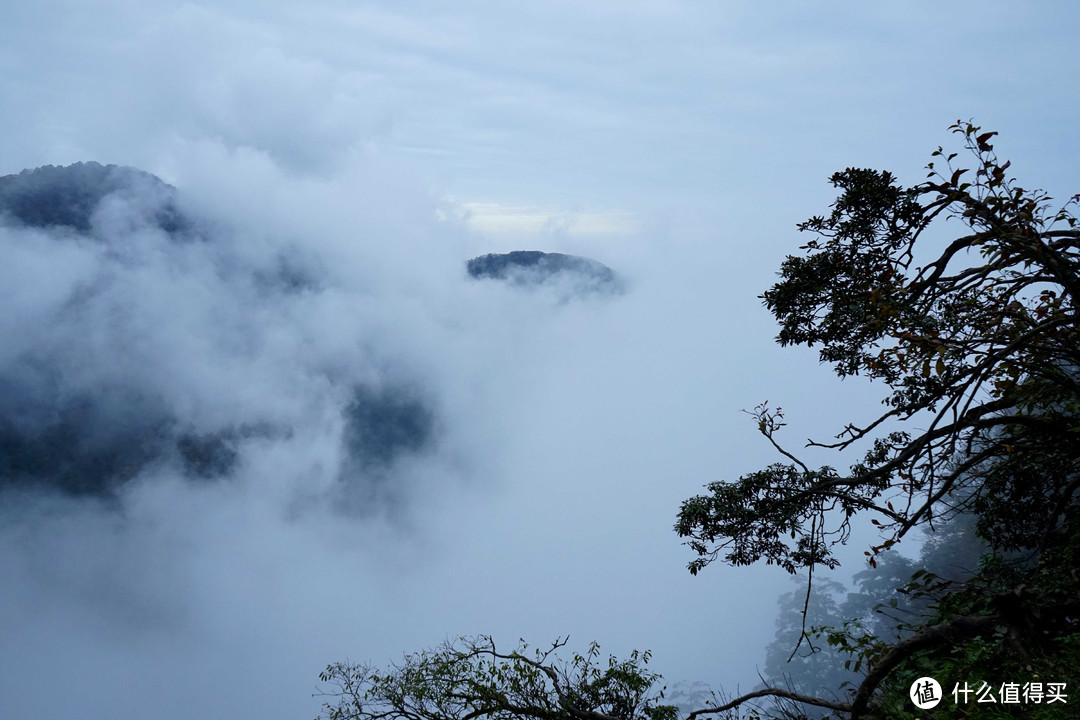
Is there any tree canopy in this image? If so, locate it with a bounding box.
[317,637,678,720]
[675,121,1080,716]
[678,123,1079,575]
[320,123,1080,719]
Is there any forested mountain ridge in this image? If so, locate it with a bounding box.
[0,161,191,235]
[467,250,623,297]
[0,163,440,501]
[0,163,623,504]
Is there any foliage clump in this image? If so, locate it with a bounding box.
[318,637,678,720]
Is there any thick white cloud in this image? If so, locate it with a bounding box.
[0,156,801,718]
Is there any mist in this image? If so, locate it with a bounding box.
[0,156,802,719]
[1,3,1077,719]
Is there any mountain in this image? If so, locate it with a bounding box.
[0,161,192,236]
[0,162,436,500]
[466,251,622,297]
[0,165,627,501]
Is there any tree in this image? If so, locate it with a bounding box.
[758,511,991,719]
[320,123,1080,720]
[676,121,1080,716]
[317,635,852,720]
[760,576,857,718]
[317,637,679,720]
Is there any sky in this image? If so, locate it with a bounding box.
[0,2,1078,719]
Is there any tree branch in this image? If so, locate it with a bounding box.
[848,613,1002,717]
[685,688,850,719]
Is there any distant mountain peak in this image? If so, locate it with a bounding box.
[466,250,622,297]
[0,161,191,235]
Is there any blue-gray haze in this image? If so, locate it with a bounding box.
[0,3,1077,720]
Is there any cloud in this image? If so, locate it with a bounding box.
[0,151,806,720]
[1,3,1078,720]
[127,4,402,174]
[452,200,639,240]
